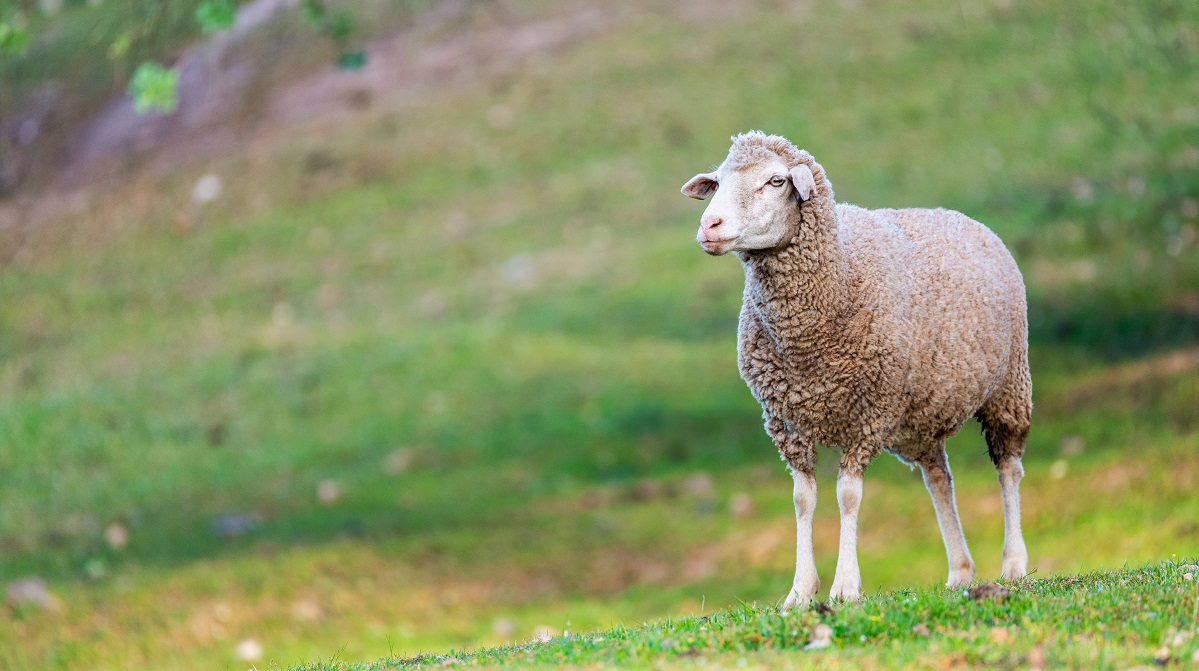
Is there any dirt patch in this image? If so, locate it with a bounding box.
[58,1,628,185]
[58,0,302,187]
[269,4,626,129]
[0,0,634,254]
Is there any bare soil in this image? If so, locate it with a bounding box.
[0,0,629,241]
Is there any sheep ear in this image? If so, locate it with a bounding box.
[789,164,816,202]
[681,172,718,200]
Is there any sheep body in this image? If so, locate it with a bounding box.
[739,203,1030,467]
[682,131,1031,605]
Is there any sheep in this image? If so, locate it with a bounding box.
[680,131,1031,608]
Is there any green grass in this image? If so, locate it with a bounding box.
[0,0,1197,669]
[297,560,1199,670]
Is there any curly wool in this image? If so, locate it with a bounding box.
[729,133,1032,475]
[725,130,809,171]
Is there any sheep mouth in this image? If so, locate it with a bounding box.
[700,238,736,255]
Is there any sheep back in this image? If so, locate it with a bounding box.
[740,203,1029,459]
[839,204,1028,446]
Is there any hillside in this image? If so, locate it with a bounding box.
[0,0,1197,669]
[296,561,1199,670]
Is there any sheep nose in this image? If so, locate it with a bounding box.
[702,216,724,231]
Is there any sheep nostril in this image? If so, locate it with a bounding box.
[705,217,723,230]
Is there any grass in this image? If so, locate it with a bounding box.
[300,560,1199,670]
[0,0,1197,669]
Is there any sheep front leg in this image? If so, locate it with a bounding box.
[781,467,819,611]
[918,448,976,587]
[828,467,863,601]
[768,415,819,611]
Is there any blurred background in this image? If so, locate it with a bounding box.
[1,0,1197,668]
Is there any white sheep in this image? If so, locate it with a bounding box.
[681,131,1031,607]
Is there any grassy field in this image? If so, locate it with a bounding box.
[1,0,1197,669]
[297,561,1199,669]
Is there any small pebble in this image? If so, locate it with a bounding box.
[1049,459,1068,480]
[290,599,322,622]
[384,449,414,475]
[5,578,54,608]
[1059,435,1085,456]
[104,523,129,550]
[236,639,262,662]
[192,174,222,204]
[804,623,833,650]
[492,617,516,637]
[680,472,715,496]
[729,492,754,519]
[632,479,665,501]
[317,480,340,505]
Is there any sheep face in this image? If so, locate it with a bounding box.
[682,159,815,256]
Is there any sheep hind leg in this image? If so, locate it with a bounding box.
[997,457,1028,581]
[980,411,1030,582]
[918,447,975,588]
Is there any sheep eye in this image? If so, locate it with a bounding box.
[769,176,786,187]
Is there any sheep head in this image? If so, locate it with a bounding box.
[681,131,816,257]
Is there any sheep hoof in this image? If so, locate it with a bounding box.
[778,594,802,613]
[946,566,976,588]
[1000,558,1028,582]
[780,585,820,613]
[827,580,861,602]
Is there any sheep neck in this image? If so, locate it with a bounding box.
[737,198,854,357]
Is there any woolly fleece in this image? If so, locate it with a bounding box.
[684,131,1032,600]
[721,132,1031,475]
